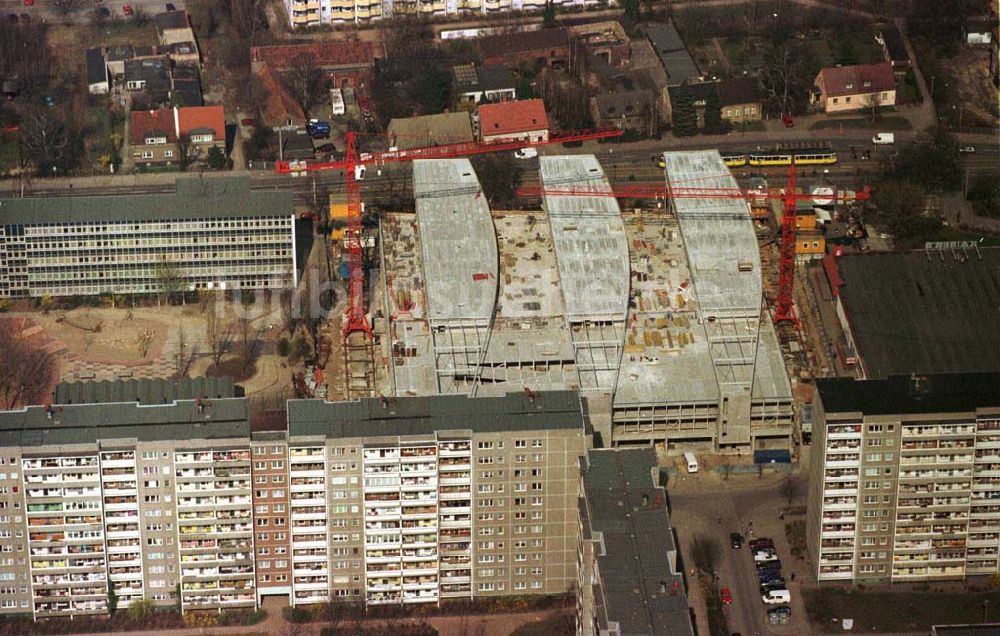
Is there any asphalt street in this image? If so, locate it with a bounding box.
[1,0,184,22]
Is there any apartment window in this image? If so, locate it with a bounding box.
[867,439,883,447]
[141,151,154,159]
[864,496,878,504]
[515,440,527,448]
[864,481,879,490]
[163,150,174,158]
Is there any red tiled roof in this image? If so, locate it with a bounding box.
[130,109,176,145]
[478,99,549,137]
[818,62,895,98]
[177,105,225,138]
[250,42,376,70]
[255,66,305,126]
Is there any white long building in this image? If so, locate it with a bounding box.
[0,177,297,299]
[285,0,612,26]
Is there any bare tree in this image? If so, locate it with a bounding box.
[20,107,72,175]
[0,319,56,409]
[238,318,264,376]
[176,134,193,171]
[779,475,800,509]
[227,0,267,41]
[136,330,154,358]
[154,258,185,305]
[175,329,197,378]
[690,534,721,575]
[760,42,808,117]
[281,54,328,119]
[205,310,235,367]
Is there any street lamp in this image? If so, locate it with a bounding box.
[984,599,990,623]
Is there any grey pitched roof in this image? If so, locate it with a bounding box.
[288,391,585,440]
[646,23,701,86]
[717,77,761,105]
[0,398,250,449]
[478,28,569,58]
[154,10,191,32]
[581,449,694,636]
[476,64,516,91]
[55,377,240,406]
[106,45,134,62]
[86,48,107,85]
[594,89,656,119]
[0,176,293,225]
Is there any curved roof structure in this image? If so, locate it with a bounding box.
[413,159,498,326]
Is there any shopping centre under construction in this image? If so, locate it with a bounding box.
[373,150,793,452]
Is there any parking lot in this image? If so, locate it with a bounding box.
[667,457,813,636]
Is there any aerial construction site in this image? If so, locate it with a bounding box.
[336,150,794,454]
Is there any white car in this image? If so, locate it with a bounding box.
[514,147,538,159]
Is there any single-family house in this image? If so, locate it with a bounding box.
[105,45,135,78]
[453,64,518,105]
[717,77,762,124]
[590,89,658,136]
[171,64,203,107]
[875,25,910,71]
[86,48,109,95]
[154,11,199,51]
[124,58,173,111]
[478,98,549,143]
[477,29,570,69]
[176,105,226,160]
[388,112,474,149]
[130,109,178,166]
[810,62,896,113]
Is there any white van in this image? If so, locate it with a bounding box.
[330,89,346,116]
[762,589,790,605]
[872,132,895,145]
[514,147,538,159]
[683,452,699,474]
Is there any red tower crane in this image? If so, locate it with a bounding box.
[279,126,624,397]
[517,166,871,325]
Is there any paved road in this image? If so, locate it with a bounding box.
[0,0,184,22]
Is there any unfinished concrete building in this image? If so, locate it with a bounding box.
[376,152,792,453]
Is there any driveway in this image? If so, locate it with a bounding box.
[668,463,812,636]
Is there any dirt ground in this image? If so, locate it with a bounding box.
[943,47,1000,128]
[19,300,293,397]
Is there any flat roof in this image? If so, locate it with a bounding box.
[54,377,239,405]
[581,448,693,636]
[539,155,630,322]
[836,248,1000,378]
[288,390,585,439]
[0,177,293,225]
[645,22,701,86]
[818,373,1000,416]
[413,159,498,325]
[0,399,249,448]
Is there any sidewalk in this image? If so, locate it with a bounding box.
[52,609,561,636]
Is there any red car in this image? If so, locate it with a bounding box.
[720,587,733,605]
[122,4,134,15]
[23,0,33,6]
[782,113,794,128]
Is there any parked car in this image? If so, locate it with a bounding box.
[166,2,176,10]
[514,147,538,159]
[122,4,134,15]
[19,13,29,22]
[95,7,111,18]
[730,533,743,549]
[314,143,335,154]
[782,113,794,127]
[959,146,976,154]
[757,567,783,581]
[767,606,792,625]
[720,587,733,605]
[240,117,255,127]
[753,550,778,562]
[760,580,786,594]
[23,0,34,6]
[6,14,18,24]
[762,589,791,605]
[756,559,782,571]
[307,119,331,139]
[749,538,774,550]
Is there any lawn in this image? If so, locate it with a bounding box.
[804,587,1000,632]
[810,116,912,131]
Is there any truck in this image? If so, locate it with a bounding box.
[872,132,895,145]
